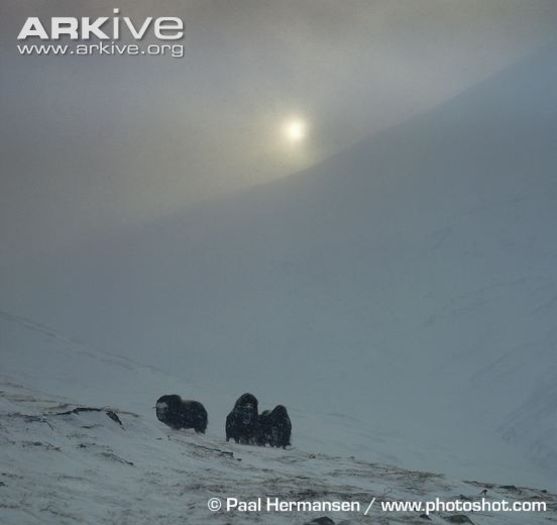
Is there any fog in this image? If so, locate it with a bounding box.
[1,0,557,489]
[1,1,556,259]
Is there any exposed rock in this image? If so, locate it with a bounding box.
[444,515,474,524]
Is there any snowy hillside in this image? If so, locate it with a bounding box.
[1,321,556,525]
[2,44,557,489]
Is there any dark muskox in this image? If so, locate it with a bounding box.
[255,410,271,446]
[256,405,291,448]
[155,395,208,433]
[226,393,259,444]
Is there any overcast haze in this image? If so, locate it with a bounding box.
[1,0,557,260]
[1,0,557,494]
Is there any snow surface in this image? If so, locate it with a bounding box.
[1,316,556,525]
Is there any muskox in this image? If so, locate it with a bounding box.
[255,410,272,446]
[225,393,259,444]
[256,405,291,448]
[155,395,207,433]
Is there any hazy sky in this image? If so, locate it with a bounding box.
[1,0,557,259]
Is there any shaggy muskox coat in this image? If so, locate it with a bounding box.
[155,395,208,433]
[225,393,259,444]
[255,410,272,446]
[257,405,292,448]
[256,405,292,448]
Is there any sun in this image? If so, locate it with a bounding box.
[283,118,307,143]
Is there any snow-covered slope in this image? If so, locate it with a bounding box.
[1,309,541,493]
[1,358,556,525]
[0,287,556,523]
[2,45,557,489]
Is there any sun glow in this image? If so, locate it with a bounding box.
[283,118,307,143]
